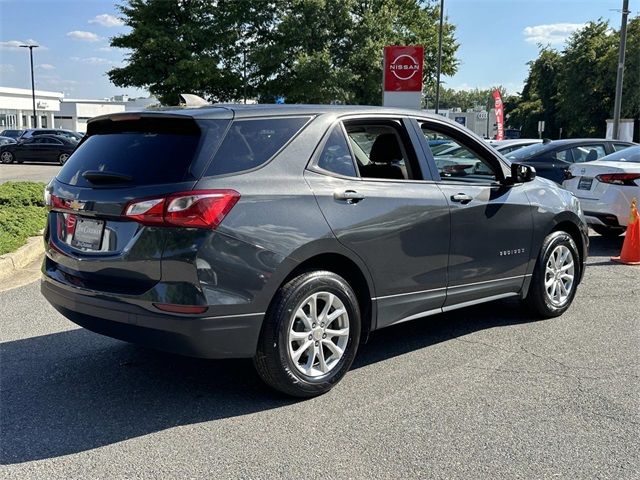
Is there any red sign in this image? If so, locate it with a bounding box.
[493,89,505,140]
[384,46,424,92]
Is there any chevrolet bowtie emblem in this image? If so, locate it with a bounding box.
[68,200,85,211]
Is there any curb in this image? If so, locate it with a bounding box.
[0,234,44,282]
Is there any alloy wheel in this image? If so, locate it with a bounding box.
[287,291,350,377]
[59,153,70,165]
[544,244,575,306]
[1,151,13,164]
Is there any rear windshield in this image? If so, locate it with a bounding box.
[57,117,228,187]
[600,145,640,163]
[506,143,549,160]
[204,116,311,176]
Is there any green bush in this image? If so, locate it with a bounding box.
[0,182,47,255]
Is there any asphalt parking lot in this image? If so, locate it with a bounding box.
[0,163,60,184]
[1,234,638,479]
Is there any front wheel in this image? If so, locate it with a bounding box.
[591,225,625,237]
[254,270,361,397]
[58,152,70,165]
[0,151,14,164]
[523,231,580,318]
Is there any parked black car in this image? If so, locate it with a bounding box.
[0,134,76,164]
[0,129,24,139]
[41,106,588,397]
[506,138,635,184]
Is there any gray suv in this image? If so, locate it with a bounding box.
[41,105,588,397]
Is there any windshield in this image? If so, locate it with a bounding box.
[598,146,640,163]
[506,142,550,160]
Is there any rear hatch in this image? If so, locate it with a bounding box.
[44,110,231,294]
[567,161,640,200]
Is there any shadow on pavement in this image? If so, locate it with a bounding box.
[0,232,620,464]
[1,298,536,464]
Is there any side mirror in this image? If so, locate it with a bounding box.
[509,163,536,184]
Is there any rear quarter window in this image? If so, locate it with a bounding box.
[204,116,311,176]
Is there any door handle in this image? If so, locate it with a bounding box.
[334,190,365,204]
[450,193,473,204]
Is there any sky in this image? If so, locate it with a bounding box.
[0,0,636,100]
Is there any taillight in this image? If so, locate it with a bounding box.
[595,173,640,186]
[123,190,240,229]
[47,194,73,210]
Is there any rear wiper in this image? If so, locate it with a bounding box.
[82,171,133,184]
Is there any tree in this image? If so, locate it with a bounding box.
[557,21,619,137]
[108,0,278,105]
[108,0,459,105]
[509,48,562,138]
[509,16,640,139]
[433,86,508,112]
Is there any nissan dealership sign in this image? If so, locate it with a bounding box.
[383,45,424,108]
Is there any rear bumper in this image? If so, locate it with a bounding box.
[575,188,636,228]
[41,277,264,359]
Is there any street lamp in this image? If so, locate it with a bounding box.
[20,44,39,128]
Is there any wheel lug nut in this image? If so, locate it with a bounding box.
[315,341,319,346]
[320,322,324,327]
[308,334,312,340]
[322,333,326,339]
[312,323,316,328]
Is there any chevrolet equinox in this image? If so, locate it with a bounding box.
[41,105,588,397]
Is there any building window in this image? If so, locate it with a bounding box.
[41,115,48,128]
[22,115,27,128]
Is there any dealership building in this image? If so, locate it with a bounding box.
[0,86,157,132]
[0,86,64,130]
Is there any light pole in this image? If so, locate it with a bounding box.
[20,44,39,128]
[612,0,629,140]
[434,0,444,114]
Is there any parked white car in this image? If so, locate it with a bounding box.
[563,145,640,237]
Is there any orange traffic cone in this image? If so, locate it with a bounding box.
[612,198,640,265]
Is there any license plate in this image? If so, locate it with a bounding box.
[71,217,105,250]
[578,177,593,190]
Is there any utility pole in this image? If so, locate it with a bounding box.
[434,0,444,114]
[612,0,629,140]
[20,44,39,128]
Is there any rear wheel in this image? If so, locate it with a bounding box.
[58,153,70,165]
[0,151,14,164]
[591,225,625,237]
[254,270,361,397]
[524,231,580,318]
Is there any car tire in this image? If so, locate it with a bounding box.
[254,270,361,398]
[524,231,581,318]
[58,153,70,165]
[0,151,14,164]
[591,225,625,237]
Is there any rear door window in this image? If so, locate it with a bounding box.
[344,120,421,181]
[205,116,311,176]
[57,117,228,187]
